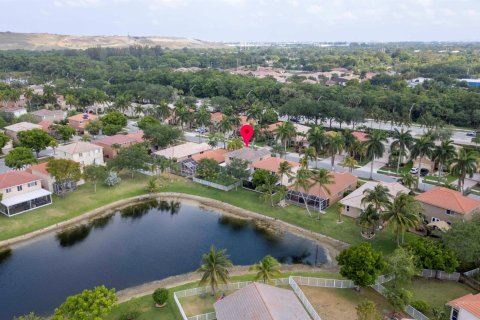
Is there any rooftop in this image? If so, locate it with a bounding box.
[290,171,357,199]
[26,162,49,175]
[154,142,210,159]
[0,171,40,189]
[56,141,103,155]
[340,181,409,210]
[92,134,139,146]
[352,131,368,142]
[266,122,310,135]
[68,113,97,122]
[4,122,42,132]
[447,293,480,318]
[191,148,227,163]
[31,109,65,117]
[252,157,299,173]
[226,147,271,161]
[214,282,311,320]
[415,186,480,214]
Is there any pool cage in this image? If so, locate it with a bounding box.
[180,158,197,178]
[285,189,329,212]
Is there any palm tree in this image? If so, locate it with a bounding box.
[432,140,456,184]
[311,168,334,219]
[246,102,264,124]
[250,255,281,283]
[398,171,416,190]
[451,148,478,191]
[336,202,345,223]
[364,130,388,179]
[293,168,313,216]
[343,129,356,157]
[307,125,326,154]
[278,161,293,186]
[325,133,344,170]
[256,174,281,207]
[302,146,317,168]
[197,246,233,295]
[343,156,357,173]
[218,115,233,147]
[195,106,212,141]
[391,128,414,173]
[175,104,192,130]
[358,204,379,236]
[383,193,421,246]
[275,121,296,152]
[207,132,223,149]
[227,137,243,151]
[410,135,434,188]
[361,184,392,214]
[153,101,171,121]
[271,144,285,159]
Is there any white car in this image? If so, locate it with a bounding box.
[467,131,476,137]
[410,167,419,174]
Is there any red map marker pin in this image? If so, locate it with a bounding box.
[240,124,254,147]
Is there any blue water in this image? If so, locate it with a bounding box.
[0,200,326,319]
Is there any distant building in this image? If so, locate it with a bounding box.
[4,122,43,143]
[153,142,210,161]
[214,282,311,320]
[31,109,66,123]
[0,171,52,217]
[67,113,97,133]
[92,133,144,159]
[0,105,27,117]
[459,79,480,88]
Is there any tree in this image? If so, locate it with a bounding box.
[293,168,313,216]
[356,300,381,320]
[104,171,121,187]
[83,164,108,193]
[410,135,434,188]
[442,216,480,269]
[5,147,37,169]
[344,156,357,172]
[195,106,211,133]
[364,130,387,179]
[109,143,151,178]
[0,132,10,152]
[195,158,221,181]
[152,288,169,307]
[432,140,456,184]
[337,243,386,288]
[17,128,53,157]
[383,193,421,246]
[207,132,223,149]
[137,116,160,130]
[197,246,233,295]
[227,137,243,151]
[358,204,380,236]
[13,313,45,320]
[384,287,413,311]
[407,238,459,273]
[174,103,193,129]
[398,171,416,190]
[53,285,117,320]
[225,158,250,181]
[385,248,419,287]
[49,139,59,154]
[256,173,282,207]
[85,120,102,136]
[49,124,75,142]
[275,121,296,152]
[278,160,293,186]
[250,255,281,283]
[47,158,82,197]
[311,168,334,215]
[143,123,182,149]
[325,132,344,170]
[302,146,317,168]
[101,111,127,135]
[361,184,392,214]
[451,148,477,192]
[391,128,414,173]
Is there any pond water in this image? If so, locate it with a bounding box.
[0,199,327,319]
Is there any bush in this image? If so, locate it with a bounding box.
[105,171,122,187]
[118,309,140,320]
[411,300,430,313]
[152,288,169,305]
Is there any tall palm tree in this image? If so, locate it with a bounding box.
[432,140,456,184]
[307,125,326,155]
[451,148,478,191]
[275,121,296,152]
[153,101,171,121]
[398,171,416,190]
[364,130,388,179]
[256,174,281,207]
[361,184,392,214]
[293,168,313,216]
[302,146,317,168]
[343,129,356,157]
[325,133,344,170]
[391,128,414,173]
[195,106,211,131]
[383,193,421,246]
[358,204,379,236]
[343,156,357,173]
[311,168,334,219]
[246,102,264,124]
[197,246,233,295]
[278,161,293,186]
[227,137,244,151]
[410,135,434,188]
[250,255,281,284]
[218,115,233,147]
[175,104,192,130]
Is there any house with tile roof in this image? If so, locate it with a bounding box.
[67,113,97,133]
[191,148,227,164]
[31,109,66,123]
[225,147,271,168]
[0,171,52,217]
[153,142,210,161]
[287,171,357,211]
[352,131,368,142]
[252,157,300,186]
[447,293,480,320]
[92,133,144,159]
[26,162,78,194]
[415,186,480,224]
[266,121,310,144]
[340,181,409,218]
[214,282,311,320]
[54,141,104,168]
[4,122,42,143]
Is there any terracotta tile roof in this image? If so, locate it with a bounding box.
[289,171,358,200]
[447,293,480,317]
[0,171,39,189]
[26,162,49,175]
[92,134,138,146]
[126,131,144,143]
[415,186,480,215]
[266,122,309,135]
[153,142,210,159]
[210,112,223,123]
[352,131,368,142]
[56,141,103,155]
[226,147,271,162]
[191,148,227,163]
[68,113,97,122]
[38,120,53,132]
[4,122,42,132]
[214,282,311,320]
[252,157,299,173]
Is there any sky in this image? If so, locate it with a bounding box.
[0,0,479,42]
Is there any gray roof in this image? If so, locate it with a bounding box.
[226,147,270,161]
[31,109,65,117]
[214,282,311,320]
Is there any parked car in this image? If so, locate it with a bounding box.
[467,131,476,137]
[195,127,208,134]
[410,167,418,174]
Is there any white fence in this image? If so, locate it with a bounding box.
[187,312,216,320]
[291,276,356,289]
[464,267,480,278]
[421,269,460,281]
[174,291,189,320]
[192,177,240,191]
[289,277,322,320]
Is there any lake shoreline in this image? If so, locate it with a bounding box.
[0,193,348,261]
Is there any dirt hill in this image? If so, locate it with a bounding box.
[0,32,225,50]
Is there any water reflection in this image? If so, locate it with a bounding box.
[218,215,248,231]
[252,220,282,244]
[159,200,181,216]
[90,213,114,230]
[56,225,91,247]
[121,199,159,220]
[0,248,12,264]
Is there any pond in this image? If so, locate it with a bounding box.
[0,199,327,319]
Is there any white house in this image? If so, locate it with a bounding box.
[447,293,480,320]
[54,141,104,168]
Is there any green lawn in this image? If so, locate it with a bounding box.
[106,271,342,320]
[1,173,415,254]
[423,174,458,186]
